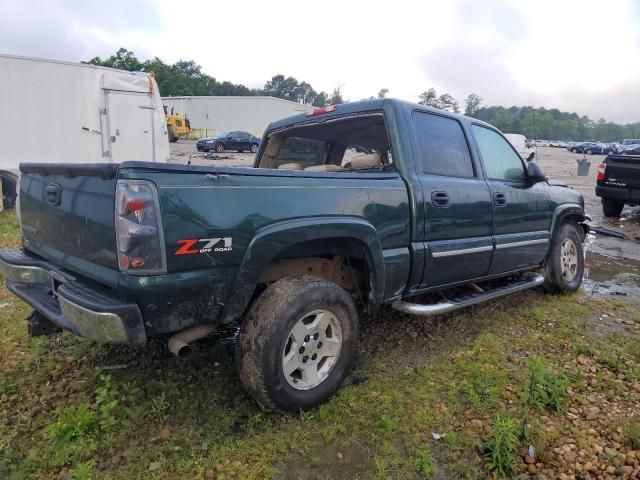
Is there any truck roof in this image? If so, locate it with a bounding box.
[266,98,495,132]
[0,53,151,77]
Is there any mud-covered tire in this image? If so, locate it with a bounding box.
[602,198,624,218]
[542,222,584,294]
[236,276,358,412]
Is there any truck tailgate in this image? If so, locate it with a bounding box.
[603,155,640,189]
[19,164,119,271]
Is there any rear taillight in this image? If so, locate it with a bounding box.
[115,180,166,275]
[596,162,606,181]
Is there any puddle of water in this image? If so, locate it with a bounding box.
[585,252,640,282]
[583,251,640,298]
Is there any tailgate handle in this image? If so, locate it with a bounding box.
[46,183,62,206]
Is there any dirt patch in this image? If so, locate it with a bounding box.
[276,440,374,480]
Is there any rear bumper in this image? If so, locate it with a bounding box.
[0,248,146,345]
[595,185,640,203]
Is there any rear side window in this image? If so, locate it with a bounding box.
[472,125,525,181]
[412,111,474,178]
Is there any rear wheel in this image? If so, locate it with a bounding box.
[236,276,358,412]
[542,222,584,294]
[602,198,624,218]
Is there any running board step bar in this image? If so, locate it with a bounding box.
[392,273,545,317]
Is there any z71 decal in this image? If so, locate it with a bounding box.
[175,237,233,255]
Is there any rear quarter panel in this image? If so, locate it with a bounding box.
[118,166,410,333]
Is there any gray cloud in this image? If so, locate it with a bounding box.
[421,1,640,123]
[0,1,163,62]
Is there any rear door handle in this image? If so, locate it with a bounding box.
[431,191,450,207]
[494,192,507,206]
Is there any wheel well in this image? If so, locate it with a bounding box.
[257,238,373,302]
[560,213,587,240]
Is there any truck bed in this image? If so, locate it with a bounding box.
[16,161,411,336]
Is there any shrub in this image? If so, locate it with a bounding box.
[520,356,568,413]
[484,412,519,477]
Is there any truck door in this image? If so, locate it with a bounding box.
[106,91,155,162]
[471,125,551,274]
[412,111,494,287]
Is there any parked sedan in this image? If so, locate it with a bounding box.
[620,144,640,155]
[568,142,596,153]
[197,131,261,153]
[583,143,617,155]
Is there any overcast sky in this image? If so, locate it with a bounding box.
[1,0,639,123]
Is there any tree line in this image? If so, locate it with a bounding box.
[88,49,639,142]
[86,48,343,105]
[418,89,640,143]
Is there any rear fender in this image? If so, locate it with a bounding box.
[220,217,385,322]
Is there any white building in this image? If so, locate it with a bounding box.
[161,96,312,139]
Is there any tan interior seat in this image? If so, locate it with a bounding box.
[304,164,342,172]
[278,162,303,170]
[344,152,382,169]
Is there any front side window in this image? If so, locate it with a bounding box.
[472,125,525,181]
[412,111,474,178]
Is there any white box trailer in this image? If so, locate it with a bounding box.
[0,54,170,206]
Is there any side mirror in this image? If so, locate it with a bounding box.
[527,161,547,184]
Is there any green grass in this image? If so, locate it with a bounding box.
[624,418,640,450]
[483,412,520,477]
[1,210,640,478]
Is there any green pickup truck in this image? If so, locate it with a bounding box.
[0,99,588,411]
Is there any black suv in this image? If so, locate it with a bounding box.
[197,131,261,153]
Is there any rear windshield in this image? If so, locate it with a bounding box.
[257,114,391,172]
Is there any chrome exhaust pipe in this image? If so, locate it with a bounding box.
[168,324,216,359]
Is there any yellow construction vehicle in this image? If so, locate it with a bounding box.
[164,106,191,142]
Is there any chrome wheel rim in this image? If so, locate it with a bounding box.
[216,144,224,152]
[251,144,257,153]
[282,309,342,390]
[560,238,578,281]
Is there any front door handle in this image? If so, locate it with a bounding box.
[431,191,450,207]
[494,192,507,206]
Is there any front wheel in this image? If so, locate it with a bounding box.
[542,223,584,294]
[602,198,624,217]
[215,143,224,153]
[236,276,358,412]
